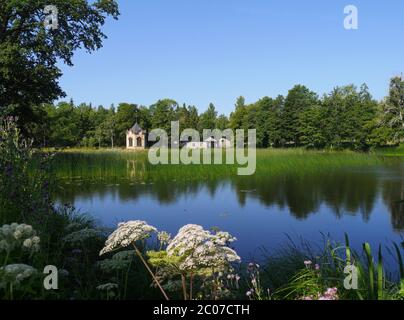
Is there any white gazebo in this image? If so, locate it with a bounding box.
[126,123,146,149]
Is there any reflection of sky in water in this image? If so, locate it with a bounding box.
[69,182,404,270]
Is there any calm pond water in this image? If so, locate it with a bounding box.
[54,152,404,267]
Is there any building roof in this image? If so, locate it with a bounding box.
[129,123,143,133]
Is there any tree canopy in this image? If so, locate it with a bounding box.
[0,0,119,127]
[28,77,403,150]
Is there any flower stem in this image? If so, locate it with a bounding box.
[181,274,188,300]
[134,244,169,300]
[189,273,193,300]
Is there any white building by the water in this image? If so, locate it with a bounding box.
[126,123,146,149]
[184,136,232,149]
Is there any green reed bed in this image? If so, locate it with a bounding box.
[376,144,404,157]
[50,148,391,184]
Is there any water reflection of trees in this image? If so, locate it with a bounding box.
[232,172,378,221]
[55,165,404,231]
[381,177,404,231]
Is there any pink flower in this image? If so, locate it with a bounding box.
[304,260,313,266]
[324,287,338,296]
[319,288,338,300]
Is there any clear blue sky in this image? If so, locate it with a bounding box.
[58,0,404,115]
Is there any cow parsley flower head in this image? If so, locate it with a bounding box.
[23,238,32,248]
[166,224,211,256]
[166,224,240,272]
[100,221,157,256]
[212,231,237,246]
[0,264,37,289]
[0,223,40,254]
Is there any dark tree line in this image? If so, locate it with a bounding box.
[29,79,403,150]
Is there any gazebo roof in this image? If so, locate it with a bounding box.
[130,123,143,133]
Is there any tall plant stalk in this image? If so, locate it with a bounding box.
[189,273,194,300]
[133,244,169,300]
[181,274,188,300]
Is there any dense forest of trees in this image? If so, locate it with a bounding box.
[27,79,403,151]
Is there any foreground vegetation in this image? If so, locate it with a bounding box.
[1,119,404,300]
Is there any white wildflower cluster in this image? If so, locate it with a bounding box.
[63,228,102,245]
[212,231,237,246]
[167,225,211,256]
[0,223,40,254]
[0,264,37,289]
[167,224,240,272]
[100,221,157,256]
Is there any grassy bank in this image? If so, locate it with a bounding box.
[376,144,404,156]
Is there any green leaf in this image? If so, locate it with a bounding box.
[363,243,375,298]
[393,242,404,280]
[344,233,351,264]
[377,245,384,300]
